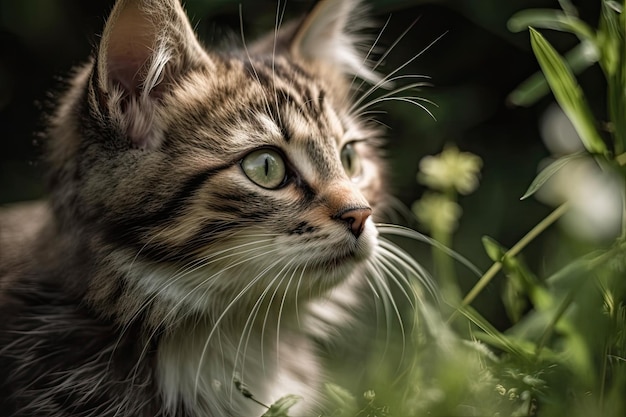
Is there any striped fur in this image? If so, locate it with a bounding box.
[0,0,392,416]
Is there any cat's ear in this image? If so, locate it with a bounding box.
[95,0,206,150]
[290,0,380,84]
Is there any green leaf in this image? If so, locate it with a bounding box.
[599,0,626,153]
[508,9,595,41]
[557,0,579,16]
[482,236,506,262]
[481,236,548,322]
[605,1,623,13]
[598,0,622,75]
[262,395,302,417]
[521,152,587,200]
[529,28,608,156]
[507,42,599,107]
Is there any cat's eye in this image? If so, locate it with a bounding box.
[340,143,362,180]
[241,149,286,189]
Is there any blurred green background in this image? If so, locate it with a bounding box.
[0,0,604,330]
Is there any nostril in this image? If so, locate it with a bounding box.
[338,207,372,238]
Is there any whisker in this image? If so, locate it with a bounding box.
[238,4,273,120]
[365,258,406,368]
[378,237,438,302]
[348,14,392,94]
[376,195,420,226]
[350,77,432,114]
[350,17,420,102]
[352,32,446,120]
[293,261,309,329]
[271,0,287,132]
[374,251,417,310]
[377,224,483,278]
[276,263,300,363]
[260,261,296,369]
[363,96,437,120]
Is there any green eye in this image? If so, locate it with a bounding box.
[340,143,362,179]
[241,149,286,189]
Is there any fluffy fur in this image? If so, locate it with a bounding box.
[0,1,415,416]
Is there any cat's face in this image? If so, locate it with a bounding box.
[47,0,386,313]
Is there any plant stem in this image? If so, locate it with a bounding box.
[434,188,462,305]
[433,228,460,304]
[448,202,569,323]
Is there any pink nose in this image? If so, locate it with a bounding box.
[338,207,372,238]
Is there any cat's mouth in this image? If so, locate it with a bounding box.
[316,233,376,272]
[319,251,357,269]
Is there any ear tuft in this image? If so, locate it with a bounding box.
[96,0,206,150]
[290,0,381,84]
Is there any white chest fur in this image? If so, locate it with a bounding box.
[156,318,322,417]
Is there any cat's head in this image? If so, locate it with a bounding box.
[46,0,388,315]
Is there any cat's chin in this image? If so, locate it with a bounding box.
[320,235,375,270]
[309,224,378,282]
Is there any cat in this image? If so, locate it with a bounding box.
[0,0,427,416]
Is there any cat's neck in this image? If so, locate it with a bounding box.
[156,303,320,416]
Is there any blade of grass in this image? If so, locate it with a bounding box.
[530,27,608,156]
[521,152,587,200]
[459,305,533,359]
[508,42,599,107]
[601,0,626,153]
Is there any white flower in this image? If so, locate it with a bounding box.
[536,158,623,242]
[539,105,623,241]
[412,193,462,234]
[418,145,483,194]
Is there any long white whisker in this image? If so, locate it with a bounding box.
[348,14,392,94]
[378,238,438,302]
[239,4,273,120]
[374,252,417,310]
[350,79,432,114]
[293,261,309,329]
[377,224,482,278]
[351,17,421,100]
[260,259,295,371]
[353,32,446,118]
[271,0,287,130]
[368,97,437,120]
[366,258,406,368]
[276,263,299,363]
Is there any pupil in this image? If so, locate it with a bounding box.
[264,156,269,176]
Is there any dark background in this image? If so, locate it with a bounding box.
[0,0,604,327]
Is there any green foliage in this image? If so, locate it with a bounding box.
[529,27,607,156]
[262,396,303,417]
[520,152,587,200]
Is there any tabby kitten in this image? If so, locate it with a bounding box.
[0,0,416,416]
